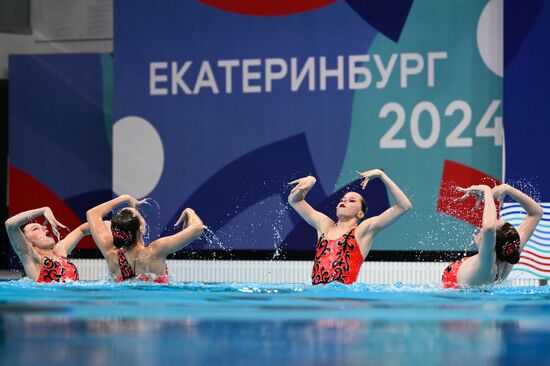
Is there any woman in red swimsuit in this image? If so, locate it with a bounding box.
[5,207,92,283]
[288,169,412,285]
[442,184,543,288]
[86,195,204,283]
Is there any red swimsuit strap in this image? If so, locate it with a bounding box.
[117,248,135,280]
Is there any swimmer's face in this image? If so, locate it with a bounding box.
[126,207,146,235]
[336,192,365,221]
[23,223,55,249]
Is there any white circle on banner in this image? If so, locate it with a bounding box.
[113,116,164,198]
[477,0,503,77]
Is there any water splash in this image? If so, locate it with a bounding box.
[270,201,290,261]
[203,225,230,257]
[137,197,162,245]
[505,178,542,203]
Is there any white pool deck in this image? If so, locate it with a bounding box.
[67,260,545,286]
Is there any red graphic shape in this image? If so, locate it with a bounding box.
[200,0,336,16]
[436,160,500,228]
[8,165,95,249]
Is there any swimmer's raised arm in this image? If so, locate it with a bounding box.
[460,185,497,267]
[355,170,412,237]
[55,222,109,257]
[492,184,543,249]
[288,176,334,236]
[86,195,141,250]
[148,208,204,257]
[5,207,65,261]
[54,223,90,256]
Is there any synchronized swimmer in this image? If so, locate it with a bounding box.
[86,195,204,283]
[5,207,90,282]
[288,169,411,285]
[442,184,543,288]
[3,170,543,288]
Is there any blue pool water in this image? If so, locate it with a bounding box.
[0,281,549,366]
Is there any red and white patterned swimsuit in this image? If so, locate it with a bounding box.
[311,229,364,285]
[37,256,79,283]
[441,257,470,289]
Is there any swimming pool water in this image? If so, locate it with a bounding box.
[0,280,549,366]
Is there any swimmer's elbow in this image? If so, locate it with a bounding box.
[532,204,544,219]
[399,200,412,212]
[4,217,17,230]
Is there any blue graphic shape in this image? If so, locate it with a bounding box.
[504,0,544,67]
[65,190,114,223]
[9,54,112,200]
[504,0,550,201]
[163,134,325,249]
[345,0,413,42]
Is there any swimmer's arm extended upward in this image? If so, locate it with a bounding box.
[461,185,497,268]
[5,207,65,261]
[55,222,92,257]
[492,184,543,249]
[355,170,412,237]
[288,176,334,236]
[148,208,204,257]
[86,195,141,251]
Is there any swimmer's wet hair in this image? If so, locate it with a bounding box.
[495,222,521,264]
[359,196,368,215]
[111,208,140,248]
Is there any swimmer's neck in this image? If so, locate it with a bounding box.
[334,217,358,232]
[34,246,57,259]
[122,240,145,253]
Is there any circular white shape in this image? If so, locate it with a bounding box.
[113,116,164,198]
[477,0,503,77]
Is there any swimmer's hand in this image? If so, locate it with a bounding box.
[456,185,491,208]
[43,207,67,241]
[357,169,383,190]
[175,208,200,228]
[288,176,316,202]
[121,195,146,208]
[491,184,510,208]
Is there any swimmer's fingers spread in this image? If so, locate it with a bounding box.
[474,198,482,209]
[174,213,184,227]
[43,209,67,229]
[52,218,68,229]
[290,184,304,196]
[288,179,300,186]
[361,178,369,190]
[51,225,61,241]
[174,209,189,227]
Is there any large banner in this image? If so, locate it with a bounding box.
[8,54,112,266]
[503,0,550,279]
[7,1,550,276]
[114,0,503,252]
